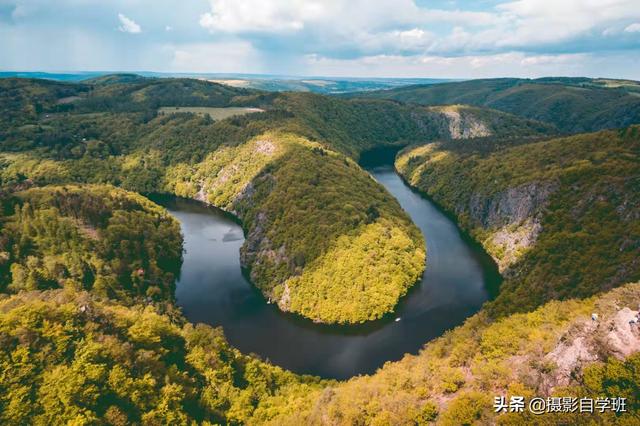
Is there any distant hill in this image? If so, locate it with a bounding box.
[82,73,150,85]
[203,76,453,94]
[348,77,640,133]
[0,71,453,94]
[0,71,106,81]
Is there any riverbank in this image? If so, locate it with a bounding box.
[161,165,496,379]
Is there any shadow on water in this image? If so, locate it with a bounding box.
[151,151,501,379]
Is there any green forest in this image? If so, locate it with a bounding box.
[1,75,639,424]
[396,126,640,317]
[351,77,640,134]
[0,185,182,304]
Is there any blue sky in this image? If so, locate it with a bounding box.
[1,0,639,79]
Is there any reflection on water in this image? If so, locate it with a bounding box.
[154,165,500,379]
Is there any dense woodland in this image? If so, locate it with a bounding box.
[0,185,182,304]
[396,127,640,317]
[351,77,640,134]
[0,75,639,424]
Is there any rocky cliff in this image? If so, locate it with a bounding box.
[396,127,640,316]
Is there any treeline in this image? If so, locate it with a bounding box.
[75,78,278,114]
[0,78,89,129]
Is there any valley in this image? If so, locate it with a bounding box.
[160,164,497,379]
[0,74,639,424]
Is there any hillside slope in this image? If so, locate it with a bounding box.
[351,78,640,133]
[396,126,640,317]
[0,185,182,304]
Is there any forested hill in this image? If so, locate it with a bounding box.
[396,126,640,317]
[346,77,640,133]
[0,76,556,162]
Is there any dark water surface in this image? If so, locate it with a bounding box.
[157,165,499,379]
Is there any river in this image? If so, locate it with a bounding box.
[156,165,499,379]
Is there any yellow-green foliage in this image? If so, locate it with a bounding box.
[0,185,182,303]
[438,391,493,425]
[0,153,70,185]
[164,134,286,208]
[285,219,425,323]
[0,289,324,425]
[265,283,640,425]
[396,126,640,317]
[224,135,425,323]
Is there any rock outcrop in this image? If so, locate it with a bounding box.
[544,305,640,391]
[466,181,558,271]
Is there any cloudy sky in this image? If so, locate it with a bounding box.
[1,0,639,78]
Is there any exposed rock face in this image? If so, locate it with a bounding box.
[466,181,558,271]
[216,163,239,185]
[278,283,291,311]
[604,307,640,358]
[489,219,543,272]
[426,106,492,140]
[544,306,640,391]
[441,108,492,139]
[468,182,557,229]
[195,180,207,203]
[230,180,255,215]
[239,211,268,269]
[254,139,276,155]
[233,173,292,302]
[192,159,289,302]
[543,321,599,391]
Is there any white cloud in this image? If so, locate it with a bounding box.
[2,0,640,78]
[200,0,320,33]
[393,28,434,50]
[199,0,499,35]
[196,0,640,59]
[494,0,640,46]
[625,23,640,33]
[118,13,141,34]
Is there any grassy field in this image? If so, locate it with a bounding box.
[157,106,264,120]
